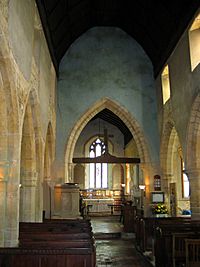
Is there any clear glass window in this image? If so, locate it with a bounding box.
[161,65,171,104]
[89,138,108,189]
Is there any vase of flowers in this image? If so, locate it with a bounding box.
[152,203,168,217]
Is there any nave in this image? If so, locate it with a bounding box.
[92,216,151,267]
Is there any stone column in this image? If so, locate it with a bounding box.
[0,160,11,246]
[54,184,62,217]
[0,160,20,247]
[60,183,80,218]
[43,176,52,219]
[0,178,7,246]
[35,178,43,222]
[5,182,20,247]
[187,168,200,220]
[66,163,74,182]
[20,170,37,222]
[162,173,173,205]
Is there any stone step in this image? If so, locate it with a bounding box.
[94,232,121,240]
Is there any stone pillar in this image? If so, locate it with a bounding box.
[60,183,80,218]
[43,176,51,219]
[5,182,20,247]
[67,163,74,182]
[35,178,43,222]
[0,178,6,246]
[0,160,20,247]
[54,184,62,217]
[20,170,37,222]
[187,168,200,220]
[162,173,173,205]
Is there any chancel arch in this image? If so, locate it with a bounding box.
[65,98,151,179]
[64,98,154,214]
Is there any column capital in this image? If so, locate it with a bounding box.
[162,173,174,179]
[0,160,18,182]
[21,170,38,187]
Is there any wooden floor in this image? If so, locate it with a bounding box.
[91,216,152,267]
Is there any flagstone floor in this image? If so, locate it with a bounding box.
[90,216,152,267]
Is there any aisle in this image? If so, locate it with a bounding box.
[91,216,152,267]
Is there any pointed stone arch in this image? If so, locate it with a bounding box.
[19,88,44,222]
[160,120,189,216]
[160,120,178,174]
[186,93,200,170]
[0,18,20,246]
[64,97,151,181]
[185,93,200,219]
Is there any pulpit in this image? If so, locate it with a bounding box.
[54,183,80,218]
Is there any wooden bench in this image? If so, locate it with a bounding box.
[135,217,192,253]
[172,232,200,267]
[0,247,96,267]
[185,239,200,267]
[154,221,200,267]
[0,219,96,267]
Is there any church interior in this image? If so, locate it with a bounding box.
[1,0,200,266]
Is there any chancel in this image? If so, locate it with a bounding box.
[1,1,200,267]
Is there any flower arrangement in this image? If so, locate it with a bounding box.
[152,203,168,214]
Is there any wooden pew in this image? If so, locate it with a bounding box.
[0,247,96,267]
[185,239,200,267]
[172,232,199,267]
[135,217,192,253]
[154,220,200,267]
[0,219,96,267]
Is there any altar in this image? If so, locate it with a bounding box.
[83,198,114,213]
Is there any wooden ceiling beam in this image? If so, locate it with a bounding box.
[73,152,140,164]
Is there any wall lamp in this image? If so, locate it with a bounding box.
[139,184,146,197]
[139,184,145,190]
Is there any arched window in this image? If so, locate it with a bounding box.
[181,158,190,198]
[89,138,108,188]
[189,13,200,71]
[161,65,171,104]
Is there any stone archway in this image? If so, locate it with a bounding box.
[186,93,200,219]
[0,19,20,246]
[19,89,43,222]
[64,98,153,210]
[65,98,151,177]
[160,121,179,214]
[20,94,37,222]
[160,120,189,216]
[160,120,177,175]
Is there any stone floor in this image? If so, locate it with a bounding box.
[90,215,152,267]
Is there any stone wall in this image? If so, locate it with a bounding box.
[57,27,160,181]
[156,14,200,218]
[0,1,56,246]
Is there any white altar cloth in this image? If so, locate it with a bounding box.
[83,198,114,213]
